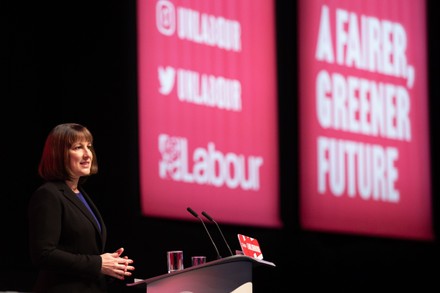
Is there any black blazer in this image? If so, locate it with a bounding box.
[28,181,108,293]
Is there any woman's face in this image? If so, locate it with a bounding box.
[68,140,93,178]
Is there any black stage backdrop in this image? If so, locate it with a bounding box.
[3,1,440,292]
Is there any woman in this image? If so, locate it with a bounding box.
[28,123,135,292]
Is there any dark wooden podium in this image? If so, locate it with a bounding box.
[126,255,276,293]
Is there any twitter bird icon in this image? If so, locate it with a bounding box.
[158,66,176,95]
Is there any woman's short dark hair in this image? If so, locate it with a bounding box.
[38,123,98,181]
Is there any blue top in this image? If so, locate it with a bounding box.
[77,192,101,232]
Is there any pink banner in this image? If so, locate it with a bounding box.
[299,0,432,240]
[137,0,280,227]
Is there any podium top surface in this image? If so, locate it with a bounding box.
[126,255,276,287]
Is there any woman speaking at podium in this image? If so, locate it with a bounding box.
[28,123,135,292]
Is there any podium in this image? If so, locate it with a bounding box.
[127,255,276,293]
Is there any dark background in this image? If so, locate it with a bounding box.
[3,1,439,291]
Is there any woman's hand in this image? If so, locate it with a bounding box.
[100,247,135,280]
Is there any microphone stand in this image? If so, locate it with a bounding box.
[202,211,234,256]
[187,207,222,259]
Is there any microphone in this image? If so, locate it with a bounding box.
[187,207,221,259]
[201,211,234,256]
